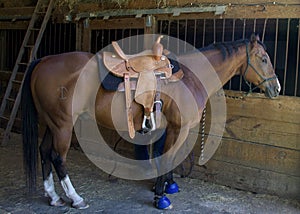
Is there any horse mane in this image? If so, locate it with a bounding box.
[198,39,266,60]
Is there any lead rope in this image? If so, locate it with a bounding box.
[200,106,206,161]
[200,92,245,162]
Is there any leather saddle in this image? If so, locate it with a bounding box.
[103,37,172,78]
[102,36,181,138]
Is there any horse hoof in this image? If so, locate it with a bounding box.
[154,196,173,210]
[49,198,66,207]
[72,200,89,209]
[165,182,179,194]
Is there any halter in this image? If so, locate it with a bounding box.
[243,42,277,92]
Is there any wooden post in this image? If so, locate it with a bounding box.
[82,19,91,52]
[0,31,5,70]
[144,15,157,49]
[76,22,83,51]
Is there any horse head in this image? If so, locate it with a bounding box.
[242,33,281,98]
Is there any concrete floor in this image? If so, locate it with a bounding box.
[0,132,299,214]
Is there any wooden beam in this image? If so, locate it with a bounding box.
[156,5,300,19]
[0,7,34,20]
[89,18,144,30]
[0,21,28,29]
[75,6,227,20]
[77,1,300,11]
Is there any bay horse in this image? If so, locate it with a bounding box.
[21,34,280,209]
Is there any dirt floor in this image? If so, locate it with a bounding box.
[0,132,300,214]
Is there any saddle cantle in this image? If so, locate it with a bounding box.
[102,36,181,138]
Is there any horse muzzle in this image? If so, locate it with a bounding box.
[265,84,281,98]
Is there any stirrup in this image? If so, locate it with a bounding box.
[141,112,156,133]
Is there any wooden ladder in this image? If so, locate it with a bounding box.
[0,0,56,146]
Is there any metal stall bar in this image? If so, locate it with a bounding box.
[108,29,111,50]
[295,19,300,96]
[253,18,256,33]
[239,19,247,90]
[177,20,180,54]
[193,19,197,50]
[283,18,291,95]
[128,28,132,54]
[184,19,188,52]
[229,19,236,90]
[222,18,225,42]
[262,18,268,42]
[213,19,216,44]
[167,20,171,50]
[273,19,279,72]
[202,19,206,47]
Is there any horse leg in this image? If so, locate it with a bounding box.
[40,127,65,206]
[51,128,89,209]
[165,171,180,194]
[153,125,190,209]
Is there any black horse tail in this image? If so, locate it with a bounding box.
[21,59,41,193]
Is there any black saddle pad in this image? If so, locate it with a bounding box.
[99,53,181,91]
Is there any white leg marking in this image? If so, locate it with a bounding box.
[44,173,60,205]
[61,175,83,206]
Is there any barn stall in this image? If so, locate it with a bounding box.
[0,0,299,212]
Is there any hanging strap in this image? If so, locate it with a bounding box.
[124,73,135,138]
[154,76,163,129]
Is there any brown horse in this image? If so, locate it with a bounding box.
[22,34,280,209]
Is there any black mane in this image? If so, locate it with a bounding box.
[198,39,266,60]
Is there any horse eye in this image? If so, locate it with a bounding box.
[262,57,267,64]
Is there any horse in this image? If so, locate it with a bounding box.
[21,33,281,209]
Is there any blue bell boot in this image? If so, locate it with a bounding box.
[165,182,179,194]
[154,195,172,209]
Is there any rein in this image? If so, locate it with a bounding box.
[243,42,277,93]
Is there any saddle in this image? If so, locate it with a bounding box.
[103,36,182,138]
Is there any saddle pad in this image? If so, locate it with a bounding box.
[98,55,123,91]
[134,71,157,113]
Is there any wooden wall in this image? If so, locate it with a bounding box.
[191,91,300,199]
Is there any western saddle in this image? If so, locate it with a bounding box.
[103,36,181,138]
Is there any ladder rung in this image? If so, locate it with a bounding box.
[24,45,35,48]
[0,116,9,121]
[36,11,46,14]
[18,62,28,66]
[30,28,40,31]
[12,80,22,84]
[6,98,15,103]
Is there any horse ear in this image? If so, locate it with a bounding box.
[250,33,260,47]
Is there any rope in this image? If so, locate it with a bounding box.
[200,106,206,161]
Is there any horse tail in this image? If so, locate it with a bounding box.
[21,59,41,193]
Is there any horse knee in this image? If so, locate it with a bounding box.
[51,152,67,180]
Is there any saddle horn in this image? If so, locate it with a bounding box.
[152,36,164,61]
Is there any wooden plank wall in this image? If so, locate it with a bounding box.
[73,89,300,199]
[191,90,300,199]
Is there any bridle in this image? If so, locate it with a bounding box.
[243,42,277,92]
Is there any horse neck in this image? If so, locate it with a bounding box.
[179,44,247,99]
[204,45,247,88]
